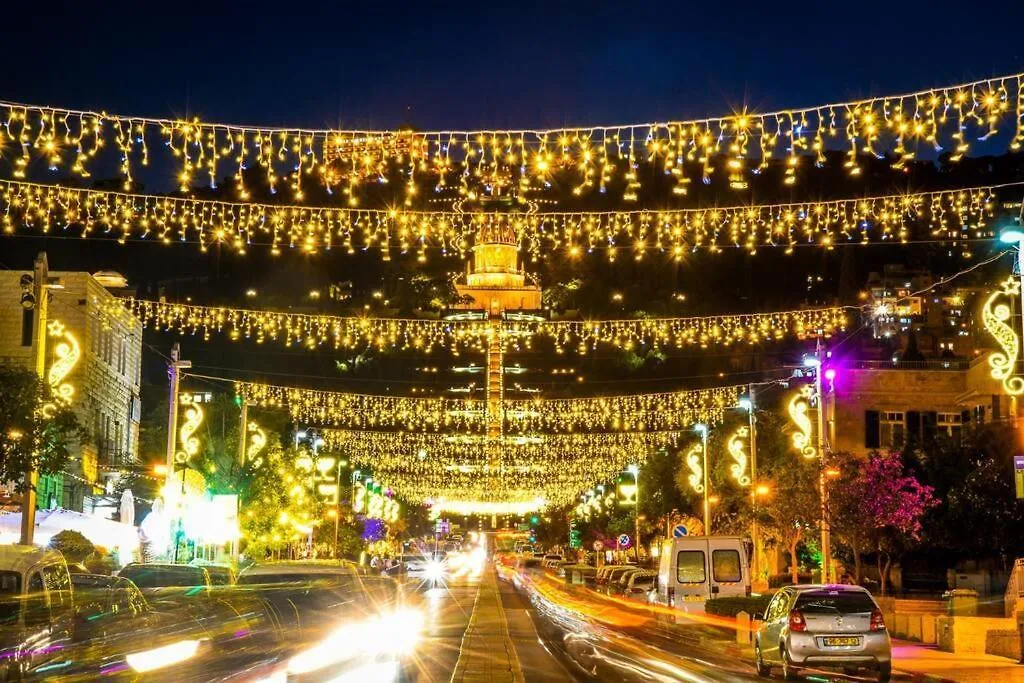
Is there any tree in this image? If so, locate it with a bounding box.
[0,366,83,488]
[759,460,821,584]
[830,450,937,593]
[49,529,94,564]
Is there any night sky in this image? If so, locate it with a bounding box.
[2,1,1022,132]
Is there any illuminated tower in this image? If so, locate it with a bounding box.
[455,223,541,317]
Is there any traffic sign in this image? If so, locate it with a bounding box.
[672,525,689,538]
[618,534,631,548]
[593,540,604,552]
[1015,455,1024,500]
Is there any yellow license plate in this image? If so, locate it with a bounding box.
[822,636,859,647]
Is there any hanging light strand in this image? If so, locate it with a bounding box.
[1,72,1022,200]
[120,298,846,352]
[0,178,1003,257]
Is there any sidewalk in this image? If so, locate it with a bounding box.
[893,641,1024,682]
[451,569,525,683]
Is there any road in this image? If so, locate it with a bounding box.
[411,565,577,682]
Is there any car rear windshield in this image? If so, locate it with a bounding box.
[0,572,21,625]
[238,572,352,585]
[795,590,877,613]
[120,566,204,588]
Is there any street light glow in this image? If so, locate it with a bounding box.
[998,225,1024,243]
[738,397,753,411]
[694,423,708,435]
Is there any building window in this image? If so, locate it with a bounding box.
[937,412,963,440]
[880,411,905,449]
[20,309,33,347]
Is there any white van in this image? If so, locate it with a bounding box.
[656,536,749,611]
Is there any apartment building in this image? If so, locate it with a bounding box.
[0,265,142,512]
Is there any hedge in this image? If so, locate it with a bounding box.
[703,594,774,618]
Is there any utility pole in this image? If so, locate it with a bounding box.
[236,396,248,464]
[695,424,711,535]
[813,343,833,584]
[746,385,762,589]
[21,253,49,546]
[164,344,190,487]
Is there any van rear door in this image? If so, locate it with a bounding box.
[672,541,711,607]
[707,538,748,598]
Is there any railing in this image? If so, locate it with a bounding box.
[1004,557,1024,617]
[849,359,971,371]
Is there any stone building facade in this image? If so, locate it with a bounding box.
[830,354,1010,457]
[0,268,142,512]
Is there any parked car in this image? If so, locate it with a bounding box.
[753,584,891,681]
[656,536,749,610]
[190,561,236,586]
[623,570,657,596]
[70,573,151,643]
[595,565,630,586]
[542,554,564,569]
[117,562,212,595]
[0,545,74,678]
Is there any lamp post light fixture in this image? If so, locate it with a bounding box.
[999,224,1024,378]
[694,423,710,535]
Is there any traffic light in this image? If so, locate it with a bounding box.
[530,515,539,525]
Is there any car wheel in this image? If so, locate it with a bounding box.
[754,642,770,677]
[780,648,799,680]
[877,662,892,682]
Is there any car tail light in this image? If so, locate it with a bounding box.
[788,609,807,632]
[870,609,886,631]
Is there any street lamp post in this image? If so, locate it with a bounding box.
[626,464,640,563]
[694,423,710,535]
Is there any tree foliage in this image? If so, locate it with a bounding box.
[830,450,937,593]
[0,366,83,488]
[49,529,94,564]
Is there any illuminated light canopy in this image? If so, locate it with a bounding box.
[982,277,1024,395]
[788,385,818,458]
[121,297,846,353]
[1,72,1022,200]
[430,500,544,517]
[239,380,743,433]
[323,429,683,506]
[727,426,751,486]
[0,179,1000,256]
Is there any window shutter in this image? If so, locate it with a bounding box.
[923,412,938,441]
[907,411,921,443]
[865,410,880,449]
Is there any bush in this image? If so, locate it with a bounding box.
[768,573,814,589]
[704,594,774,618]
[48,530,94,564]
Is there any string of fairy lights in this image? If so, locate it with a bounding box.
[320,429,686,506]
[236,379,743,433]
[2,72,1023,203]
[119,297,848,352]
[8,67,1024,516]
[0,178,1003,256]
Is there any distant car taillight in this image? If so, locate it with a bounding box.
[870,609,886,631]
[788,609,807,632]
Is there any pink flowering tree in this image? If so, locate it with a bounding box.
[830,451,938,594]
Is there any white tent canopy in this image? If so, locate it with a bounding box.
[0,509,140,563]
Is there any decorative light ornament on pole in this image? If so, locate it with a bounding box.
[987,221,1024,395]
[693,423,711,535]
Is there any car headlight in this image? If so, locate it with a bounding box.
[125,639,203,673]
[287,608,424,675]
[426,560,446,581]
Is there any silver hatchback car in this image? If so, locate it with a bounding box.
[754,585,891,681]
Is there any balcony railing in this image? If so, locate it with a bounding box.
[849,359,971,371]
